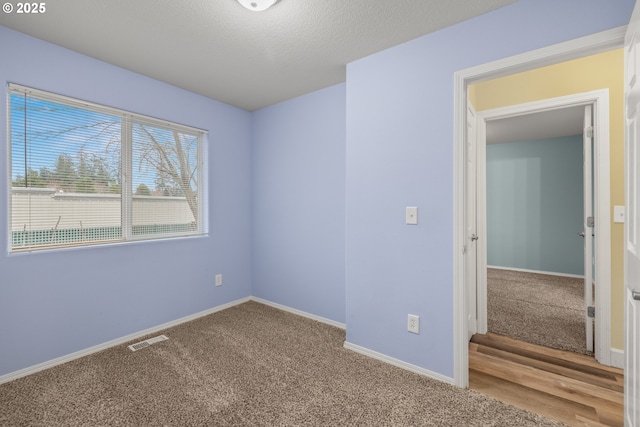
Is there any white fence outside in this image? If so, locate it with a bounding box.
[11,188,195,232]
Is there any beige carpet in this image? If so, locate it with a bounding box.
[0,301,561,426]
[487,268,590,355]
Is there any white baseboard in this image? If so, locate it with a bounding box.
[251,296,346,330]
[610,348,624,369]
[0,296,251,385]
[487,265,584,279]
[343,341,455,385]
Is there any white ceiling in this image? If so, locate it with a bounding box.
[486,106,585,144]
[0,0,516,111]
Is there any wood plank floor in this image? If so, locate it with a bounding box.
[469,333,624,427]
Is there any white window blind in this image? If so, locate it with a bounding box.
[8,84,206,252]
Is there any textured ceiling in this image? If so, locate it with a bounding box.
[0,0,516,111]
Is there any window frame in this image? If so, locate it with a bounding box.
[7,83,208,253]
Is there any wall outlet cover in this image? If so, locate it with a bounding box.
[408,314,420,334]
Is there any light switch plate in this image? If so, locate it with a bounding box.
[614,205,625,223]
[406,207,418,225]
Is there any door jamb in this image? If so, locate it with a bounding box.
[475,91,611,365]
[453,26,625,388]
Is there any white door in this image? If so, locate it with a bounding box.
[624,3,640,425]
[466,103,478,339]
[583,104,594,353]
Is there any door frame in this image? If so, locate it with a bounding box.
[453,26,625,387]
[624,6,640,423]
[474,91,611,363]
[466,103,478,339]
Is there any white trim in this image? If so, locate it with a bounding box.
[0,296,346,385]
[487,265,584,280]
[460,26,626,86]
[476,90,612,365]
[343,341,455,385]
[466,103,479,338]
[453,27,625,387]
[0,297,251,385]
[476,115,488,335]
[251,297,346,329]
[610,348,624,369]
[453,71,468,389]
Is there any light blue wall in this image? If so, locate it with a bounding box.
[345,0,633,378]
[487,136,584,275]
[0,0,635,382]
[0,27,252,376]
[251,85,346,323]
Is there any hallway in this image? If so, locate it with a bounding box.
[469,333,623,426]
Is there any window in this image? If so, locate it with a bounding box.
[8,84,207,252]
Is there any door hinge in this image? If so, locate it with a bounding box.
[587,216,594,228]
[585,126,594,138]
[587,306,596,318]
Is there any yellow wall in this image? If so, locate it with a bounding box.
[470,48,625,350]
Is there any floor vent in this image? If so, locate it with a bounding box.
[128,335,169,352]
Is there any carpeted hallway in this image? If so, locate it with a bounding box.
[0,301,561,426]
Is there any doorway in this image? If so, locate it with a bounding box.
[470,91,611,363]
[473,98,603,357]
[453,28,622,388]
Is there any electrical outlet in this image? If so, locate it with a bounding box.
[215,274,222,287]
[408,314,420,334]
